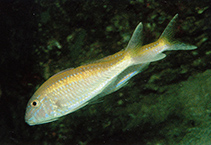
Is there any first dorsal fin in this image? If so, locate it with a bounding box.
[126,22,143,51]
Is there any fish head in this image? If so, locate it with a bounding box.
[25,93,59,126]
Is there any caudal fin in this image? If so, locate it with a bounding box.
[159,14,197,51]
[125,14,197,65]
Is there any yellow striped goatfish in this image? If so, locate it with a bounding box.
[25,14,197,125]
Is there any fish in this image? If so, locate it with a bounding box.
[25,14,197,126]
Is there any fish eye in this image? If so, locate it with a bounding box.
[31,100,39,107]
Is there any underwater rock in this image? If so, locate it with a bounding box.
[179,69,211,144]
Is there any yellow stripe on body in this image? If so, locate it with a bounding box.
[25,14,197,126]
[34,50,131,117]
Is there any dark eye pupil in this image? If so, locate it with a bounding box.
[32,101,37,106]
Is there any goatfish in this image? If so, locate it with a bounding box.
[25,14,197,126]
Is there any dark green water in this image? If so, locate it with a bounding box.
[0,0,210,144]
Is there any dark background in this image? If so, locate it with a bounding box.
[0,0,210,144]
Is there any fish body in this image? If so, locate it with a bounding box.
[25,14,197,125]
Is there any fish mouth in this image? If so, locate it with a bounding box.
[25,117,59,126]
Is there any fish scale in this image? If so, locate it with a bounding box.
[25,51,130,124]
[25,14,197,125]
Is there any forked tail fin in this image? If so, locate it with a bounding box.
[159,14,197,51]
[125,14,197,65]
